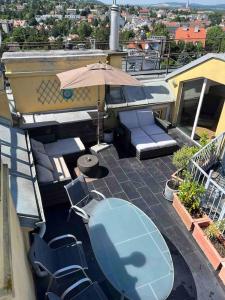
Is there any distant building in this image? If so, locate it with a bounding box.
[175,26,206,47]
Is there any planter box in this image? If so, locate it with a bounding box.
[219,262,225,285]
[172,193,209,231]
[192,220,225,271]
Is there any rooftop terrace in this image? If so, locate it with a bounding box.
[33,132,225,300]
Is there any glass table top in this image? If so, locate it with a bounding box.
[88,198,174,300]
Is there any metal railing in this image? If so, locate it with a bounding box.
[189,132,225,221]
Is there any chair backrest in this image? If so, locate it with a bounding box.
[64,176,90,208]
[136,108,155,127]
[118,110,139,129]
[29,234,56,276]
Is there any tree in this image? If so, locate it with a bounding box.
[28,17,38,26]
[206,26,225,52]
[209,13,222,26]
[120,30,135,42]
[152,23,169,38]
[94,27,110,42]
[77,22,92,39]
[93,18,99,27]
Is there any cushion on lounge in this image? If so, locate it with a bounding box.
[36,164,54,183]
[33,150,54,171]
[142,124,165,136]
[131,129,158,152]
[44,137,85,157]
[31,138,45,153]
[119,110,139,129]
[151,133,177,148]
[136,109,155,127]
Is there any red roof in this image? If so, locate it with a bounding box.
[139,8,150,14]
[175,27,206,45]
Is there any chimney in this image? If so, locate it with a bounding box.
[109,0,119,51]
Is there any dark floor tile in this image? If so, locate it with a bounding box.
[141,174,162,194]
[103,154,120,168]
[132,197,149,210]
[137,186,159,206]
[150,203,175,229]
[93,178,107,190]
[165,225,197,256]
[97,186,112,198]
[111,167,128,183]
[119,159,135,174]
[104,176,122,194]
[112,191,129,201]
[127,171,145,188]
[146,164,168,182]
[120,181,140,200]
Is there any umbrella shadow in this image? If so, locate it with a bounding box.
[89,223,147,300]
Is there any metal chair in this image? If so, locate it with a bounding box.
[46,271,108,300]
[29,233,88,288]
[64,175,105,222]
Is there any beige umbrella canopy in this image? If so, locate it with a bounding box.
[56,63,141,89]
[57,63,141,146]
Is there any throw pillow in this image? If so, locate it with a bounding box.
[36,164,54,183]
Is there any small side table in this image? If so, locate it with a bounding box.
[77,154,99,177]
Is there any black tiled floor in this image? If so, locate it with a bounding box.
[35,143,225,300]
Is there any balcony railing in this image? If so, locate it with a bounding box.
[189,132,225,222]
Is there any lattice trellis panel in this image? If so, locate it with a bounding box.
[37,80,90,104]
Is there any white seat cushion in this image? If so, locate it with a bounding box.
[44,137,85,156]
[142,124,165,136]
[119,110,139,129]
[151,133,177,148]
[131,128,158,153]
[51,156,71,181]
[136,109,155,127]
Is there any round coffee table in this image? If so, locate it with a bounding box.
[77,154,99,176]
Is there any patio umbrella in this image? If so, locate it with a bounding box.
[57,63,141,148]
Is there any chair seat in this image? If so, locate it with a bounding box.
[131,128,158,152]
[142,124,165,136]
[151,133,177,148]
[71,282,108,300]
[54,242,88,272]
[45,138,85,157]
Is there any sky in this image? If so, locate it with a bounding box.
[103,0,225,4]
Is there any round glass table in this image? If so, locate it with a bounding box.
[88,198,174,300]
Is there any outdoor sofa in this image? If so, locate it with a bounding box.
[29,136,85,206]
[118,108,178,160]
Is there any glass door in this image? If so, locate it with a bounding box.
[177,79,204,138]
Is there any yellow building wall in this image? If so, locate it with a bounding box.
[0,165,36,300]
[0,91,12,123]
[5,56,107,114]
[216,103,225,136]
[168,58,225,133]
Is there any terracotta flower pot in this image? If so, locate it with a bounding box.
[192,220,225,271]
[219,262,225,285]
[172,193,209,231]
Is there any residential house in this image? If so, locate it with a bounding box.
[175,26,207,47]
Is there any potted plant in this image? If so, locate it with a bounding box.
[173,176,209,231]
[172,145,199,182]
[192,219,225,271]
[164,178,179,202]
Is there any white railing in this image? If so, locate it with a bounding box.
[189,132,225,222]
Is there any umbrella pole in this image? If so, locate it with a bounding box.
[97,85,100,145]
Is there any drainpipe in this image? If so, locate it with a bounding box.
[191,78,208,140]
[109,0,119,51]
